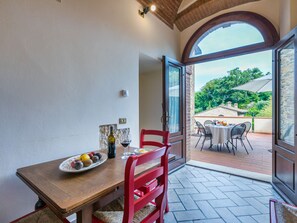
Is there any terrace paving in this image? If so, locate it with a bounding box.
[190,133,272,175]
[165,166,281,223]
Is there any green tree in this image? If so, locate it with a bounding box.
[195,67,271,114]
[257,97,272,117]
[246,100,270,117]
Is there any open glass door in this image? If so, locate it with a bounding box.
[273,27,297,204]
[162,56,186,170]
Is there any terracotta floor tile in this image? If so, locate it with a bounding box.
[190,133,272,175]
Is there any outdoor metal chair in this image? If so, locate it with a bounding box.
[204,120,213,126]
[227,123,249,155]
[195,121,212,151]
[193,120,203,146]
[243,121,254,150]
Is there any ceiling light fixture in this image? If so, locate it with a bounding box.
[139,4,156,18]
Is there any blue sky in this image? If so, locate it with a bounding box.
[194,23,272,91]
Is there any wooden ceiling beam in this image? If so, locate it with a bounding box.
[136,0,261,31]
[137,0,183,29]
[175,0,261,31]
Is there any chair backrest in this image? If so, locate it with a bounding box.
[195,121,207,135]
[204,120,213,126]
[123,146,171,223]
[243,121,252,134]
[231,123,246,139]
[140,129,169,148]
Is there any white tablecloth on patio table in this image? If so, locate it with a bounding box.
[207,125,234,145]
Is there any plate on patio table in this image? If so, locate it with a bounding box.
[134,148,150,154]
[59,153,108,173]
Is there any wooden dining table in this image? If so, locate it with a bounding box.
[16,147,164,223]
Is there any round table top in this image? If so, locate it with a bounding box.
[207,124,234,129]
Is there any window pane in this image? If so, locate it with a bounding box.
[279,41,295,146]
[190,22,264,58]
[169,66,180,133]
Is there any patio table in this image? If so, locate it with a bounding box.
[207,124,234,145]
[16,147,164,223]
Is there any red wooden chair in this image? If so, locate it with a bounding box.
[270,199,297,223]
[10,207,70,223]
[92,145,171,223]
[138,129,170,213]
[270,199,277,223]
[140,129,170,149]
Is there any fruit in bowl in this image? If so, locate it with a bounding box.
[80,154,90,162]
[69,152,104,170]
[82,159,93,167]
[80,153,94,167]
[92,155,100,163]
[70,152,104,169]
[71,160,84,170]
[88,152,95,159]
[94,153,102,160]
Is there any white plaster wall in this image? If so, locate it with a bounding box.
[180,0,280,54]
[196,108,238,117]
[280,0,292,37]
[280,0,297,37]
[139,69,163,132]
[0,0,179,222]
[291,0,297,29]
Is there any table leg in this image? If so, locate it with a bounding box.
[226,143,231,153]
[35,197,46,210]
[77,205,93,223]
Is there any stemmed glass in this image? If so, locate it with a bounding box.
[121,132,133,159]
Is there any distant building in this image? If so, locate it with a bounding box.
[196,102,248,117]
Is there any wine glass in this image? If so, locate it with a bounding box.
[121,132,133,159]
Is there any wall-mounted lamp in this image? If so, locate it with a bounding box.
[138,4,156,18]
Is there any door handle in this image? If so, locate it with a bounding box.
[165,113,170,129]
[166,115,170,123]
[161,112,170,128]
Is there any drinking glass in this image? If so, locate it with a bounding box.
[121,133,133,159]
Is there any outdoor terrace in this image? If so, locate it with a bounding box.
[190,133,272,175]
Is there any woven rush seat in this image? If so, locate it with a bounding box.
[270,199,297,223]
[11,207,69,223]
[93,196,155,223]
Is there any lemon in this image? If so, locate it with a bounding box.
[80,153,90,162]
